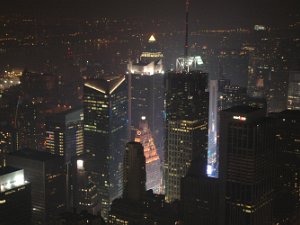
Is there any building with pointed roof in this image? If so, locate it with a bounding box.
[83,75,128,220]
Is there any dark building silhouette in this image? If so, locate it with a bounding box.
[164,70,209,202]
[0,166,31,225]
[72,156,100,215]
[108,142,179,225]
[83,75,127,219]
[6,149,66,225]
[270,110,300,224]
[181,157,220,225]
[56,210,106,225]
[123,142,146,201]
[219,106,273,225]
[134,117,162,193]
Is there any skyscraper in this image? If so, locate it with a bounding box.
[181,157,219,225]
[270,110,300,224]
[45,107,84,162]
[123,142,146,201]
[108,142,179,225]
[208,79,248,177]
[219,106,273,225]
[73,157,99,215]
[6,149,66,225]
[83,75,127,219]
[134,117,162,193]
[164,71,209,202]
[127,34,165,156]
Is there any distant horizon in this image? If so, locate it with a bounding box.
[1,0,299,27]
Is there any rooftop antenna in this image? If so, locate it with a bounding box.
[184,0,190,59]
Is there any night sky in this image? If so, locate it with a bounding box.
[2,0,300,26]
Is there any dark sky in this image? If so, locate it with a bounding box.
[2,0,300,27]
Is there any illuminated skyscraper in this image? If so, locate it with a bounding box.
[164,71,208,202]
[45,107,84,209]
[127,34,164,75]
[128,34,165,157]
[134,117,162,193]
[219,106,273,225]
[83,75,127,219]
[45,107,84,162]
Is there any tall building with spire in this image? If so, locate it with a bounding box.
[164,0,209,202]
[83,75,127,219]
[134,116,162,193]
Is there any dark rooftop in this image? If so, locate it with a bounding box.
[223,105,260,114]
[9,148,63,162]
[277,110,300,117]
[0,166,22,176]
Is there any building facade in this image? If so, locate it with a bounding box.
[83,75,127,219]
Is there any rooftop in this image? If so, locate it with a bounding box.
[223,105,260,114]
[0,166,21,176]
[9,148,63,162]
[84,75,125,94]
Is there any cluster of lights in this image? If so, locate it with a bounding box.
[233,116,247,121]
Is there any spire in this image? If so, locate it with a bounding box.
[184,0,190,59]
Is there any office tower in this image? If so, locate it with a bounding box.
[0,166,31,225]
[219,106,273,225]
[270,110,300,224]
[45,108,84,210]
[83,75,127,219]
[287,71,300,110]
[134,117,162,193]
[127,35,165,156]
[208,80,248,177]
[45,107,84,162]
[164,70,209,202]
[181,157,219,225]
[6,149,66,225]
[73,157,99,215]
[123,142,146,201]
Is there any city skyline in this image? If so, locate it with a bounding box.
[0,0,300,224]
